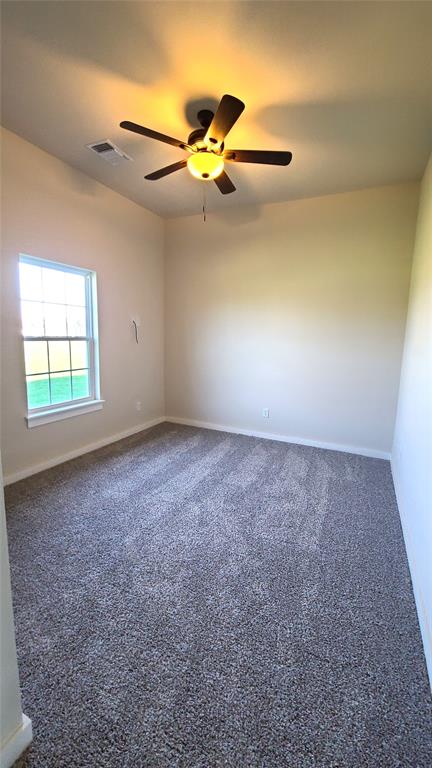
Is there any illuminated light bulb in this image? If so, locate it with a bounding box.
[187,151,224,180]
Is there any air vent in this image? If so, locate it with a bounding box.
[86,139,133,166]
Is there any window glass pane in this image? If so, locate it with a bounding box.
[26,374,50,409]
[72,370,89,400]
[70,340,88,369]
[48,340,70,372]
[21,301,44,336]
[24,341,48,375]
[19,263,43,301]
[42,267,65,304]
[19,258,97,413]
[44,303,67,336]
[67,306,86,336]
[66,273,86,306]
[50,372,71,404]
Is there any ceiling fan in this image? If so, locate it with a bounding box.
[120,94,292,195]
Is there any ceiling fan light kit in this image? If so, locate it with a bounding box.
[187,151,224,180]
[120,94,293,214]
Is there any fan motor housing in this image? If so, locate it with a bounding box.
[188,110,225,151]
[188,128,224,153]
[187,127,206,146]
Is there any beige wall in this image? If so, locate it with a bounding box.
[165,183,419,456]
[1,129,164,480]
[392,154,432,686]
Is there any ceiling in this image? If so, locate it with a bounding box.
[1,1,431,218]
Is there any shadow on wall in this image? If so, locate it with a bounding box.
[2,0,168,85]
[256,99,431,175]
[62,162,103,197]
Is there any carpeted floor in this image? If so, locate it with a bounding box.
[5,423,432,767]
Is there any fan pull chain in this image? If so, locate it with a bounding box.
[202,186,207,223]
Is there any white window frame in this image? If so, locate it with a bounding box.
[19,254,104,428]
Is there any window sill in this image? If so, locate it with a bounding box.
[26,399,105,429]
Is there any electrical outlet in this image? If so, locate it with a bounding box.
[135,400,142,412]
[262,408,269,418]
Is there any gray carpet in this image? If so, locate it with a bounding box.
[5,423,432,767]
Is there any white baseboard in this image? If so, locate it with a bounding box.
[3,417,165,485]
[0,714,32,768]
[4,415,390,485]
[391,460,432,690]
[166,416,391,460]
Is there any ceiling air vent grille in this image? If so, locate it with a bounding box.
[87,139,133,166]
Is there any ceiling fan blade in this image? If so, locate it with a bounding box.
[204,95,245,148]
[120,121,190,150]
[224,149,292,166]
[214,170,236,195]
[145,160,187,181]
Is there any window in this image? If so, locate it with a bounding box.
[19,255,103,427]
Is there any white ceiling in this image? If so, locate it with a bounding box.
[1,1,431,218]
